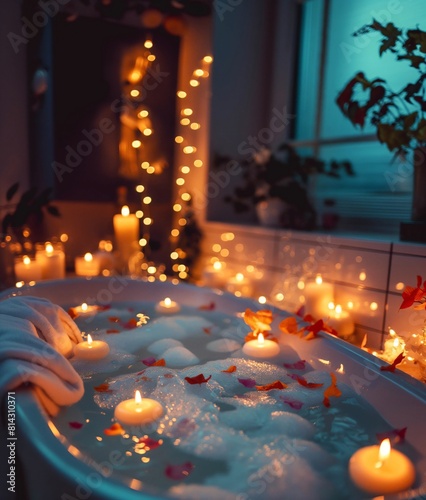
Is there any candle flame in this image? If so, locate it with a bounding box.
[328,302,335,311]
[393,338,399,348]
[81,303,88,312]
[236,273,244,282]
[121,205,130,217]
[87,334,93,346]
[23,255,31,265]
[335,304,342,315]
[257,333,265,346]
[84,252,93,262]
[213,261,222,271]
[389,328,396,337]
[45,243,54,254]
[377,438,391,467]
[315,275,323,285]
[164,297,172,307]
[135,390,142,412]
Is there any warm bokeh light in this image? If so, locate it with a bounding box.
[194,159,203,167]
[189,79,200,87]
[177,90,187,98]
[84,253,93,262]
[132,140,142,148]
[136,184,145,193]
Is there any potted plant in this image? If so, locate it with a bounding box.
[216,143,354,230]
[335,20,426,241]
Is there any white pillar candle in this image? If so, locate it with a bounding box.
[242,333,280,359]
[73,334,110,360]
[155,297,180,314]
[226,272,253,297]
[35,242,66,280]
[113,205,139,267]
[349,439,416,495]
[114,390,163,426]
[74,253,100,277]
[326,304,355,338]
[303,275,334,319]
[14,255,42,282]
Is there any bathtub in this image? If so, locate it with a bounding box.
[1,276,425,500]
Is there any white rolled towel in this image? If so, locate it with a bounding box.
[0,296,84,416]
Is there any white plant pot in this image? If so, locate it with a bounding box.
[255,198,286,228]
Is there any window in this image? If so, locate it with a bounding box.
[292,0,426,236]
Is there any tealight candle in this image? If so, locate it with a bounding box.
[114,390,163,426]
[73,334,110,360]
[70,302,99,317]
[35,241,66,280]
[303,275,334,319]
[242,333,280,359]
[326,304,355,338]
[14,255,42,282]
[349,438,416,495]
[155,297,181,314]
[382,329,405,363]
[74,252,100,277]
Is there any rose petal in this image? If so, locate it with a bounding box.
[255,380,287,391]
[142,357,157,367]
[184,374,211,385]
[104,423,124,436]
[238,377,257,388]
[284,360,306,370]
[280,397,304,410]
[68,421,83,429]
[94,383,113,393]
[165,461,194,480]
[221,365,237,373]
[137,436,163,450]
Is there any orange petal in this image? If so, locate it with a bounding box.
[221,365,237,373]
[152,358,166,366]
[255,380,287,391]
[279,316,298,334]
[104,423,124,436]
[94,383,113,393]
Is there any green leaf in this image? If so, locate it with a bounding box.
[6,182,19,202]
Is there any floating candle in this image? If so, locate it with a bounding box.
[73,334,110,360]
[242,333,280,359]
[114,390,163,426]
[326,304,355,338]
[74,252,100,277]
[70,302,99,317]
[349,438,416,495]
[303,275,334,319]
[14,255,42,282]
[155,297,181,314]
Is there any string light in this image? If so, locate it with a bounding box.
[181,166,190,174]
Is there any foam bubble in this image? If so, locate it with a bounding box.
[162,346,200,367]
[148,338,183,355]
[206,339,242,353]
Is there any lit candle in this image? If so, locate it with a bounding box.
[70,302,99,317]
[35,241,66,280]
[114,390,163,426]
[113,205,139,267]
[94,240,115,273]
[226,272,253,297]
[74,252,100,277]
[242,333,280,359]
[14,255,42,282]
[349,438,416,495]
[326,304,355,338]
[73,334,110,360]
[155,297,181,314]
[382,329,405,363]
[202,260,228,288]
[303,275,334,319]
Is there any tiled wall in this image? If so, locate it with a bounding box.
[199,222,426,350]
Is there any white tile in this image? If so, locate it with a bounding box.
[393,241,426,257]
[333,284,386,332]
[388,254,426,295]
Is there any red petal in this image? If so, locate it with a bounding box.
[280,397,303,410]
[323,373,342,407]
[94,383,113,393]
[203,327,212,334]
[108,316,121,323]
[137,436,163,450]
[294,375,324,389]
[238,377,257,388]
[68,421,83,429]
[283,360,306,370]
[106,329,120,334]
[152,358,166,366]
[380,352,405,372]
[198,302,215,310]
[122,318,138,329]
[165,461,194,480]
[184,374,211,385]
